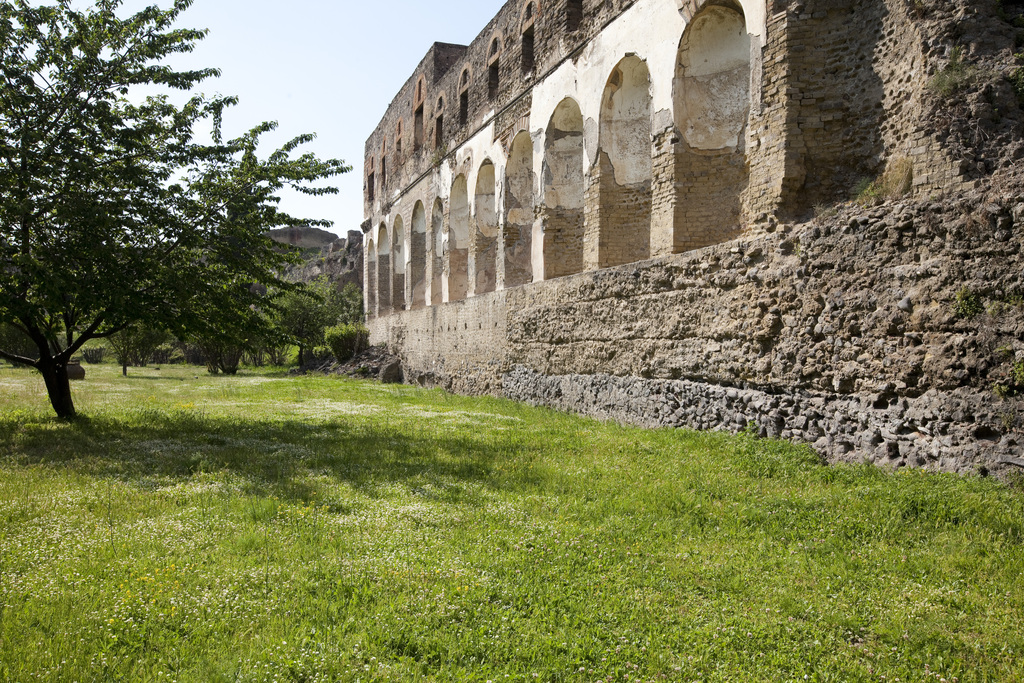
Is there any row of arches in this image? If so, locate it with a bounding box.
[367,2,752,318]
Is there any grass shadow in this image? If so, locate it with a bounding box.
[0,410,547,505]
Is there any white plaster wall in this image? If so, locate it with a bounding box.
[362,0,769,307]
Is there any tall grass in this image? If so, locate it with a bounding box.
[1,364,1022,682]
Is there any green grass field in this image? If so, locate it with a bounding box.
[1,363,1022,682]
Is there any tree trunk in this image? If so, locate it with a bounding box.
[298,345,305,368]
[39,359,76,419]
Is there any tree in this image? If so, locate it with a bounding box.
[0,0,349,418]
[276,277,358,367]
[107,324,169,376]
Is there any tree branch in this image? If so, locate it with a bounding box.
[0,347,38,368]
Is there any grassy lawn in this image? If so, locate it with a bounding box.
[0,363,1022,682]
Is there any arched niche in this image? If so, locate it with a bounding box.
[365,234,377,318]
[595,55,653,269]
[472,161,498,296]
[447,175,470,302]
[392,215,406,311]
[430,198,444,306]
[410,201,427,310]
[675,4,750,151]
[504,131,535,288]
[376,223,392,315]
[671,3,750,251]
[542,98,585,279]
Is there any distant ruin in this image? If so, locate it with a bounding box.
[270,228,364,290]
[362,0,1024,474]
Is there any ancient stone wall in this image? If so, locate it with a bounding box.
[372,192,1024,474]
[360,0,1024,473]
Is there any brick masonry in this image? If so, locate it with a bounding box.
[361,0,1024,473]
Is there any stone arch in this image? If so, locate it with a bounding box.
[447,175,470,302]
[677,0,760,34]
[593,55,653,269]
[410,201,427,309]
[366,233,377,318]
[503,131,535,288]
[542,97,585,279]
[672,2,750,250]
[392,214,406,311]
[472,161,498,296]
[430,198,444,305]
[376,223,392,315]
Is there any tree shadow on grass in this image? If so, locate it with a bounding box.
[0,411,548,505]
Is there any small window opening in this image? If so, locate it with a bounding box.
[435,97,445,148]
[395,122,402,155]
[380,156,387,189]
[567,0,583,31]
[368,172,375,201]
[488,61,499,100]
[459,69,471,126]
[414,105,424,151]
[488,38,501,101]
[521,26,535,75]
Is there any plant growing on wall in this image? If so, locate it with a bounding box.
[0,0,349,417]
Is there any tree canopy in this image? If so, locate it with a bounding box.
[0,0,350,417]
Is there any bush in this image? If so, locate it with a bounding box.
[243,344,289,367]
[81,347,106,364]
[855,157,914,206]
[195,340,244,375]
[325,323,369,363]
[927,46,981,97]
[276,278,363,367]
[108,325,169,368]
[151,343,185,365]
[953,288,985,319]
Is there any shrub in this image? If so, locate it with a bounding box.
[953,288,985,318]
[276,279,364,367]
[108,325,169,369]
[927,46,980,97]
[196,340,244,375]
[151,343,185,365]
[81,347,106,364]
[855,157,914,206]
[325,323,369,363]
[244,344,289,367]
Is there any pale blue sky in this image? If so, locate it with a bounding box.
[121,0,507,237]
